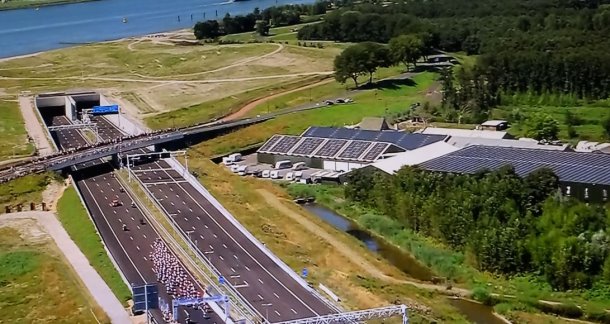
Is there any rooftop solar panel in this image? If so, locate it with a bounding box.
[270,136,301,154]
[419,146,610,185]
[314,139,348,157]
[332,128,359,140]
[353,129,381,141]
[258,135,282,152]
[361,142,390,161]
[291,137,325,156]
[302,126,337,138]
[338,141,373,160]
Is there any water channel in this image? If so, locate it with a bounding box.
[0,0,314,58]
[302,203,507,324]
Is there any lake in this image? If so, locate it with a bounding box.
[0,0,313,58]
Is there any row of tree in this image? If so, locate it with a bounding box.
[345,166,610,291]
[194,1,329,39]
[333,35,427,87]
[305,0,610,114]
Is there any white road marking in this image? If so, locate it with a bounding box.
[245,266,250,271]
[291,308,297,314]
[274,310,281,317]
[258,278,263,284]
[257,294,263,300]
[222,244,227,249]
[274,293,279,298]
[219,255,224,261]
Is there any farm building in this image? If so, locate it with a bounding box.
[418,145,610,203]
[256,126,446,172]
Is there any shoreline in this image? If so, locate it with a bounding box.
[0,0,99,11]
[0,28,192,63]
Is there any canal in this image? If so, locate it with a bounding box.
[302,203,507,324]
[0,0,314,58]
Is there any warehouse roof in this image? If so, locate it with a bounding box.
[447,136,570,151]
[418,127,510,139]
[419,145,610,185]
[301,126,446,150]
[371,142,460,174]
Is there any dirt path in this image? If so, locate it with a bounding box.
[17,95,54,156]
[222,78,334,121]
[0,211,131,324]
[0,71,332,84]
[133,43,286,80]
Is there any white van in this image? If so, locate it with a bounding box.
[222,157,233,166]
[226,153,242,163]
[270,170,280,179]
[285,172,294,181]
[237,165,248,176]
[261,170,271,178]
[292,162,307,171]
[294,171,303,179]
[274,160,292,170]
[230,164,240,173]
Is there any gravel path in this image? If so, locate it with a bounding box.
[18,95,54,156]
[0,211,131,324]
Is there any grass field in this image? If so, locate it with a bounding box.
[184,158,470,323]
[221,22,320,43]
[0,225,108,323]
[0,99,34,161]
[0,0,92,10]
[295,183,608,322]
[0,172,56,209]
[56,186,131,303]
[192,72,436,156]
[493,105,610,141]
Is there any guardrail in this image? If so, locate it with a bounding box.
[122,168,263,324]
[165,158,344,314]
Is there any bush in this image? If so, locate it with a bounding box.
[472,286,493,305]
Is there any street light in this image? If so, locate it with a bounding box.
[261,303,272,323]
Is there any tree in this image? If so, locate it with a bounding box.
[334,42,391,87]
[388,35,424,70]
[256,20,270,36]
[527,114,560,141]
[194,20,220,39]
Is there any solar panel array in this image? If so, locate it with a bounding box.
[316,139,348,157]
[301,126,445,150]
[361,142,390,161]
[291,137,325,155]
[270,136,301,153]
[258,135,282,152]
[338,141,373,159]
[419,145,610,185]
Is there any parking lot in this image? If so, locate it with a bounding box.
[219,153,344,183]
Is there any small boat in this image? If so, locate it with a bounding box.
[122,17,128,23]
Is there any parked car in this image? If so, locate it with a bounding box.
[324,100,335,105]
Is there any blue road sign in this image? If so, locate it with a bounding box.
[302,268,308,278]
[219,275,226,285]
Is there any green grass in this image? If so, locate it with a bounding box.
[493,105,610,141]
[0,172,55,209]
[145,75,329,129]
[297,184,610,321]
[221,21,320,44]
[193,71,436,156]
[0,0,93,10]
[0,227,108,323]
[0,99,34,161]
[56,186,131,303]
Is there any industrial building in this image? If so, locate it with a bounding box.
[256,126,446,172]
[417,146,610,202]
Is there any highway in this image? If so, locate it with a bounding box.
[130,159,335,323]
[46,113,224,324]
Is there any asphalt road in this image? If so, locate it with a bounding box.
[130,159,335,323]
[46,114,223,324]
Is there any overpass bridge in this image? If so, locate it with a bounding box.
[0,115,274,183]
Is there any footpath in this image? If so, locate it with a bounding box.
[18,95,54,156]
[0,211,131,324]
